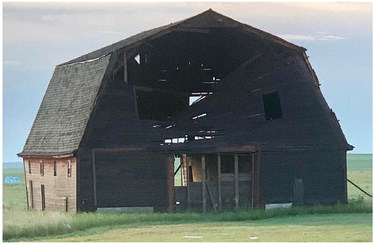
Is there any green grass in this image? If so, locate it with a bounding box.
[3,154,372,242]
[43,213,372,242]
[347,153,372,200]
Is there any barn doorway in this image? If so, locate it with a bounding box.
[174,152,260,212]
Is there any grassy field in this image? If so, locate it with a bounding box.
[3,153,372,242]
[44,213,372,242]
[347,154,372,199]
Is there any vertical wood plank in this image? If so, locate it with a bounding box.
[201,155,206,213]
[92,150,97,207]
[167,155,174,212]
[234,154,239,210]
[186,155,190,209]
[217,154,222,211]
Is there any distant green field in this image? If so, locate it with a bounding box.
[2,154,372,242]
[347,153,372,200]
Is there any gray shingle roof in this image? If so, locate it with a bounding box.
[19,55,111,156]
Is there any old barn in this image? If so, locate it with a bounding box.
[18,10,352,212]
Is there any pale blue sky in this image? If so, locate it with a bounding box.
[3,2,372,162]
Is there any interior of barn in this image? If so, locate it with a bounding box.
[173,153,260,211]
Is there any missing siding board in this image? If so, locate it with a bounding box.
[263,91,282,120]
[136,90,188,121]
[164,136,188,144]
[192,113,207,120]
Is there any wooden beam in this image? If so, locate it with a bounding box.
[234,154,239,210]
[201,155,206,213]
[92,150,97,208]
[217,154,222,211]
[123,52,128,84]
[251,153,255,209]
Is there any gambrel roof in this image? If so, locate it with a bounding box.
[19,9,350,157]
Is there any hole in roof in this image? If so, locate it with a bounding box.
[134,54,140,64]
[192,113,207,120]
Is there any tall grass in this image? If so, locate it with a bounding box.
[4,201,371,241]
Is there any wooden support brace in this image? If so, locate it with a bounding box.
[234,154,239,210]
[201,155,206,213]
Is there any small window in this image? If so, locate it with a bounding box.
[53,161,57,176]
[40,160,44,176]
[263,91,282,120]
[67,160,72,177]
[28,160,31,174]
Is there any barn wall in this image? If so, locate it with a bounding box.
[23,157,76,211]
[77,150,173,212]
[260,149,347,205]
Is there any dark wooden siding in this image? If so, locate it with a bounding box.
[260,149,346,205]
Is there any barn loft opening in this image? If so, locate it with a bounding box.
[263,91,282,120]
[123,27,275,121]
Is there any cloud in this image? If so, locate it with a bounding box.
[97,30,125,35]
[4,60,22,66]
[277,33,346,42]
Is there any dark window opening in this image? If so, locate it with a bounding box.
[28,160,31,174]
[40,160,44,176]
[263,91,282,120]
[53,161,57,176]
[136,90,188,121]
[67,160,72,177]
[221,155,234,173]
[41,185,46,211]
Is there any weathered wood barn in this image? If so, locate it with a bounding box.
[19,10,352,212]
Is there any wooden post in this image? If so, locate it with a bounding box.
[186,155,190,209]
[234,154,239,210]
[217,154,222,211]
[251,153,255,209]
[201,155,206,213]
[123,52,128,84]
[252,150,262,209]
[92,150,97,207]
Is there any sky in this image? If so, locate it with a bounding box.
[3,2,372,162]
